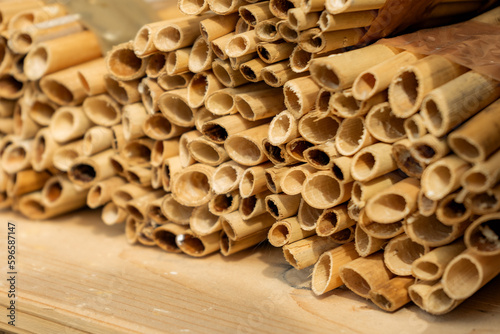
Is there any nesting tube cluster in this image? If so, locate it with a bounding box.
[0,0,499,316]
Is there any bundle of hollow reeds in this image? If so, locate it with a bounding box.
[0,0,499,316]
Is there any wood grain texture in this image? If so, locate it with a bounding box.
[0,209,499,334]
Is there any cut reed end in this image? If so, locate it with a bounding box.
[40,78,74,105]
[83,95,120,126]
[153,228,182,253]
[225,135,265,166]
[302,173,342,209]
[172,166,213,206]
[309,60,340,91]
[133,26,153,56]
[389,69,420,117]
[69,162,97,187]
[339,266,371,299]
[107,46,144,79]
[24,45,48,80]
[204,91,235,116]
[179,0,207,16]
[311,252,332,295]
[226,36,250,58]
[102,202,126,225]
[465,214,500,255]
[268,222,291,247]
[353,72,378,100]
[448,135,482,163]
[442,254,481,300]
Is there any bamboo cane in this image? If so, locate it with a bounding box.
[265,193,301,220]
[188,136,230,166]
[351,171,404,207]
[8,3,67,31]
[303,140,338,170]
[235,85,284,121]
[158,88,196,127]
[225,123,270,166]
[288,8,320,31]
[1,139,33,174]
[146,195,169,225]
[280,163,317,196]
[239,1,274,26]
[194,106,219,133]
[211,32,235,60]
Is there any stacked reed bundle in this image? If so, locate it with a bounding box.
[1,0,499,316]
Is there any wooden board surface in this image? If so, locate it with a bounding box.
[0,209,499,334]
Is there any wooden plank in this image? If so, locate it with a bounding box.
[0,209,499,334]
